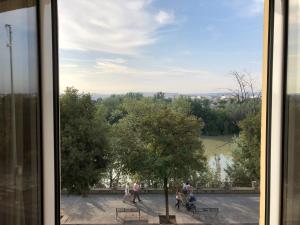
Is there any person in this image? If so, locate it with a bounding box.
[189,191,196,203]
[123,182,131,202]
[182,181,190,194]
[175,189,183,209]
[132,181,141,203]
[186,189,196,212]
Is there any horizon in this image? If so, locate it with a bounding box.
[59,88,262,99]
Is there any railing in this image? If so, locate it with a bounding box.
[61,181,259,195]
[69,187,258,195]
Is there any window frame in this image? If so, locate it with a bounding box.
[40,0,288,224]
[39,0,60,224]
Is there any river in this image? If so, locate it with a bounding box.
[202,135,235,180]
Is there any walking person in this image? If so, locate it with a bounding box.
[175,189,183,209]
[132,181,141,203]
[123,182,131,202]
[182,181,190,195]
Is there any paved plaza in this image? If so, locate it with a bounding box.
[61,193,259,225]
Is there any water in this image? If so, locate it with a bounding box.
[202,135,234,180]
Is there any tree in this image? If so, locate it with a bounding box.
[190,98,238,135]
[113,100,206,221]
[225,112,261,186]
[60,87,108,194]
[96,94,124,124]
[171,96,192,115]
[229,71,259,104]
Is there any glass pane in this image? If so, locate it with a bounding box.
[0,1,41,225]
[283,0,300,224]
[59,1,263,224]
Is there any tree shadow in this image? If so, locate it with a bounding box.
[123,200,158,217]
[136,201,159,217]
[87,197,106,212]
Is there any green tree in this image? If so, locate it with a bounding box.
[225,98,261,129]
[190,98,238,135]
[96,94,124,124]
[171,96,192,115]
[225,112,261,186]
[113,100,206,221]
[60,87,108,194]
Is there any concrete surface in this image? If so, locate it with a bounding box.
[61,193,259,225]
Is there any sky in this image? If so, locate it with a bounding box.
[58,0,264,95]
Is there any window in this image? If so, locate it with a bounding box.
[0,1,41,225]
[282,0,300,224]
[58,1,263,224]
[0,1,295,225]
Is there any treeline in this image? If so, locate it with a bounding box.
[100,93,260,136]
[60,87,261,194]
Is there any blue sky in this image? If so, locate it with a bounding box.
[58,0,264,94]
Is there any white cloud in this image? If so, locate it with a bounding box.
[61,63,78,68]
[94,58,133,74]
[248,0,264,16]
[60,65,229,94]
[95,62,131,74]
[97,58,127,64]
[94,58,210,77]
[155,10,174,25]
[58,0,175,54]
[60,60,251,95]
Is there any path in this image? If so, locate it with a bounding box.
[61,193,259,225]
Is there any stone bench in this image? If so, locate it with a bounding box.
[193,207,219,216]
[115,207,141,220]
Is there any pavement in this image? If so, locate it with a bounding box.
[61,193,259,225]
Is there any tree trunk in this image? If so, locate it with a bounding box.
[109,170,113,188]
[164,177,169,222]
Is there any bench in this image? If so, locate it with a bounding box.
[116,208,141,219]
[193,208,219,216]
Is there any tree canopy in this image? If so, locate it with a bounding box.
[225,112,261,186]
[112,99,206,218]
[60,87,108,194]
[59,86,261,198]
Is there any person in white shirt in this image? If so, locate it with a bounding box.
[123,182,130,202]
[132,181,141,203]
[182,181,190,194]
[175,189,183,209]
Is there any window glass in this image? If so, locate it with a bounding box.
[59,1,263,224]
[283,0,300,224]
[0,1,41,225]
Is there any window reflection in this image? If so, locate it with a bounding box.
[283,0,300,224]
[0,1,41,225]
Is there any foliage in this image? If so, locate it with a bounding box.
[225,98,261,128]
[59,87,261,194]
[112,99,206,218]
[190,98,239,135]
[225,112,261,186]
[60,87,108,194]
